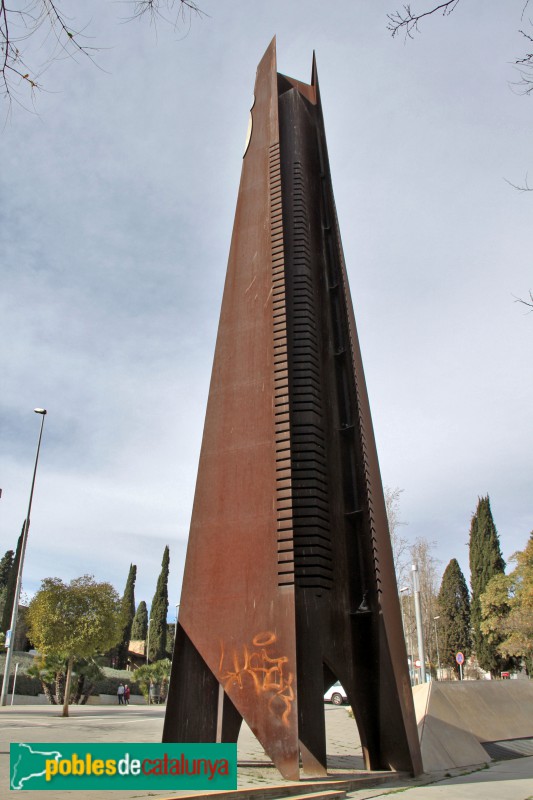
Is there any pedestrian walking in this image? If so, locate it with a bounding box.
[117,683,125,705]
[149,682,157,705]
[124,684,130,705]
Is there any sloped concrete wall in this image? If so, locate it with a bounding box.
[413,681,533,772]
[7,694,49,706]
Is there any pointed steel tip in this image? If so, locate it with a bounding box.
[257,36,277,77]
[311,50,319,87]
[260,36,277,64]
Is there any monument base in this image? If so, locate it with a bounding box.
[413,680,533,772]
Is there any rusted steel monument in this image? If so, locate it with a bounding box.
[163,39,422,780]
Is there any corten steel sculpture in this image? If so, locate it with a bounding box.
[163,39,423,781]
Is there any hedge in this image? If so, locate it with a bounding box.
[0,672,41,696]
[0,671,142,697]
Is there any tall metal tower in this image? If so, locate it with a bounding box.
[163,39,422,781]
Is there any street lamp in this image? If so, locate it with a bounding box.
[412,563,427,684]
[398,586,407,635]
[1,409,47,707]
[146,618,153,664]
[400,586,414,685]
[433,616,441,679]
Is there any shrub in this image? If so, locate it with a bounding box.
[0,671,41,695]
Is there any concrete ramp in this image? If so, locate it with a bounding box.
[413,681,533,773]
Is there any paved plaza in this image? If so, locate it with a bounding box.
[1,703,532,800]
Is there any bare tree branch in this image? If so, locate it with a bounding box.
[128,0,203,27]
[513,290,533,312]
[504,173,533,192]
[0,0,204,110]
[385,486,410,589]
[387,4,533,129]
[387,1,461,40]
[1,0,101,109]
[512,28,533,94]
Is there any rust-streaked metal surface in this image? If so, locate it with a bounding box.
[163,38,423,781]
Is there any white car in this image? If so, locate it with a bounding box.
[323,681,347,705]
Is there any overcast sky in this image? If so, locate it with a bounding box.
[1,0,531,613]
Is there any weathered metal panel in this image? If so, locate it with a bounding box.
[164,38,300,780]
[164,38,423,781]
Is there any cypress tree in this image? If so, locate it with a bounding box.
[0,550,14,590]
[116,564,137,669]
[148,546,170,662]
[1,524,24,633]
[437,559,471,676]
[469,495,506,674]
[131,600,148,642]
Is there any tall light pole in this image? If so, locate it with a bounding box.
[146,618,152,664]
[412,563,427,684]
[433,616,441,680]
[400,586,414,685]
[1,409,47,707]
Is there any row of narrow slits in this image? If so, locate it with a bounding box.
[317,129,381,600]
[289,161,333,592]
[270,141,295,587]
[335,207,381,598]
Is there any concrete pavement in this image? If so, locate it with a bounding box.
[347,757,533,800]
[1,703,531,800]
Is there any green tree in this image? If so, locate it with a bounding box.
[131,600,148,642]
[0,550,14,589]
[70,659,105,705]
[27,575,122,717]
[27,653,105,705]
[132,658,172,703]
[1,525,24,633]
[469,495,506,674]
[0,549,15,627]
[27,653,69,705]
[166,622,176,658]
[437,558,471,676]
[148,546,170,662]
[481,533,533,675]
[116,564,137,670]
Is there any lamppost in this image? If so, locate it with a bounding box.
[399,586,412,685]
[433,616,441,680]
[412,563,427,684]
[146,618,153,665]
[1,409,47,707]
